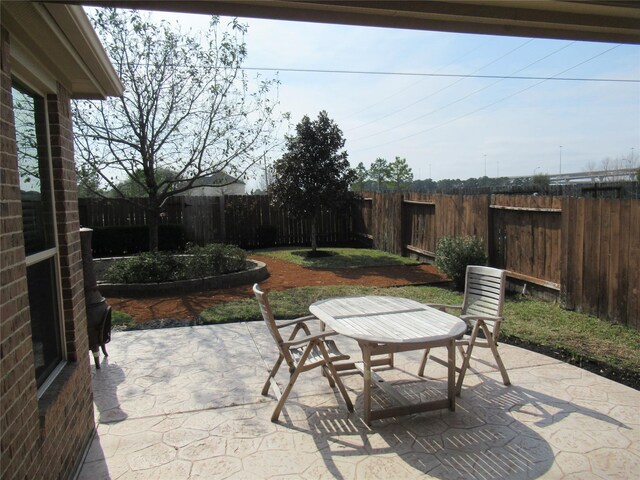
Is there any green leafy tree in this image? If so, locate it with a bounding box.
[388,156,413,191]
[352,162,368,192]
[270,111,356,252]
[73,9,281,250]
[369,157,390,192]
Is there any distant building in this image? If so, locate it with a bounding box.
[178,172,246,196]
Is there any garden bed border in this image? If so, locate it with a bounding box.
[97,259,268,297]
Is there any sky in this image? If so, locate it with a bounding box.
[109,9,640,186]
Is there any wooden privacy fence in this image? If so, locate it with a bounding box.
[78,193,639,327]
[78,195,354,249]
[354,192,639,329]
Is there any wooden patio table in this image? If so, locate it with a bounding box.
[310,296,467,426]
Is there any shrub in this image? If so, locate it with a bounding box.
[111,310,135,328]
[105,251,187,283]
[184,243,247,277]
[104,243,247,284]
[435,236,487,290]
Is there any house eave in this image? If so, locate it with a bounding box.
[46,0,640,45]
[1,2,122,98]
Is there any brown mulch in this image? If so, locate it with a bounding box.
[106,255,448,324]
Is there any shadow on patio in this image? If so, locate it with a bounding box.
[80,322,639,479]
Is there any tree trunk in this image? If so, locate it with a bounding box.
[148,210,159,252]
[310,216,318,252]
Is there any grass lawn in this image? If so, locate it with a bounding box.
[198,285,640,377]
[251,247,420,268]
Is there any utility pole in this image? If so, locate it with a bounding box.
[484,154,487,177]
[559,145,563,174]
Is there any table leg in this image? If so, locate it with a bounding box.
[447,340,456,411]
[362,343,372,426]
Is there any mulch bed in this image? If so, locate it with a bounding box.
[106,255,448,323]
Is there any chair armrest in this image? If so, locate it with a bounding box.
[282,330,338,347]
[424,304,463,313]
[461,314,503,323]
[275,315,318,329]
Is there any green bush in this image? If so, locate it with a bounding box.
[111,310,135,328]
[104,243,247,284]
[184,243,247,277]
[105,251,186,283]
[434,235,487,290]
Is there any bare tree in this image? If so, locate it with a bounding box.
[73,9,282,250]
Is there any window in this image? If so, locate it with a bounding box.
[12,82,65,389]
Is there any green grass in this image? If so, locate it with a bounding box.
[198,285,640,373]
[251,247,420,268]
[112,310,135,328]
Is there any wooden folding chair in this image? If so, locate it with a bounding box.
[253,284,354,422]
[418,266,510,395]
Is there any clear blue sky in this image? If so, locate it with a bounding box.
[115,9,640,183]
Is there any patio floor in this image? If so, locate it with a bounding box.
[79,322,639,479]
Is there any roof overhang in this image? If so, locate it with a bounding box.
[1,1,123,98]
[46,0,640,44]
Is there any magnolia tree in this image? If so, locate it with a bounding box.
[73,9,283,250]
[270,111,356,252]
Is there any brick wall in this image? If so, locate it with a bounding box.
[0,27,95,480]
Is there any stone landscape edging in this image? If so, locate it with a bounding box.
[97,259,268,297]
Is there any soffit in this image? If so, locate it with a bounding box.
[50,0,640,44]
[1,1,122,98]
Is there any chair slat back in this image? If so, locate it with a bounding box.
[253,284,293,364]
[462,266,506,318]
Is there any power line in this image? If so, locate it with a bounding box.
[351,44,625,153]
[340,38,491,122]
[241,66,638,83]
[350,40,578,142]
[346,39,536,133]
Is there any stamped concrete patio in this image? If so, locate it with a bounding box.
[79,321,639,479]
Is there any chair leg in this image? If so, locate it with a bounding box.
[317,343,353,413]
[417,348,431,376]
[480,323,511,386]
[262,355,284,396]
[271,344,314,422]
[322,365,336,388]
[455,322,482,395]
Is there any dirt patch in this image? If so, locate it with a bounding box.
[106,255,448,323]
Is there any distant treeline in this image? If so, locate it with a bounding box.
[354,177,640,198]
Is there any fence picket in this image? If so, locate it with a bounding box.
[78,193,638,328]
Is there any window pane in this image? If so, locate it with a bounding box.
[27,258,63,387]
[12,85,55,256]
